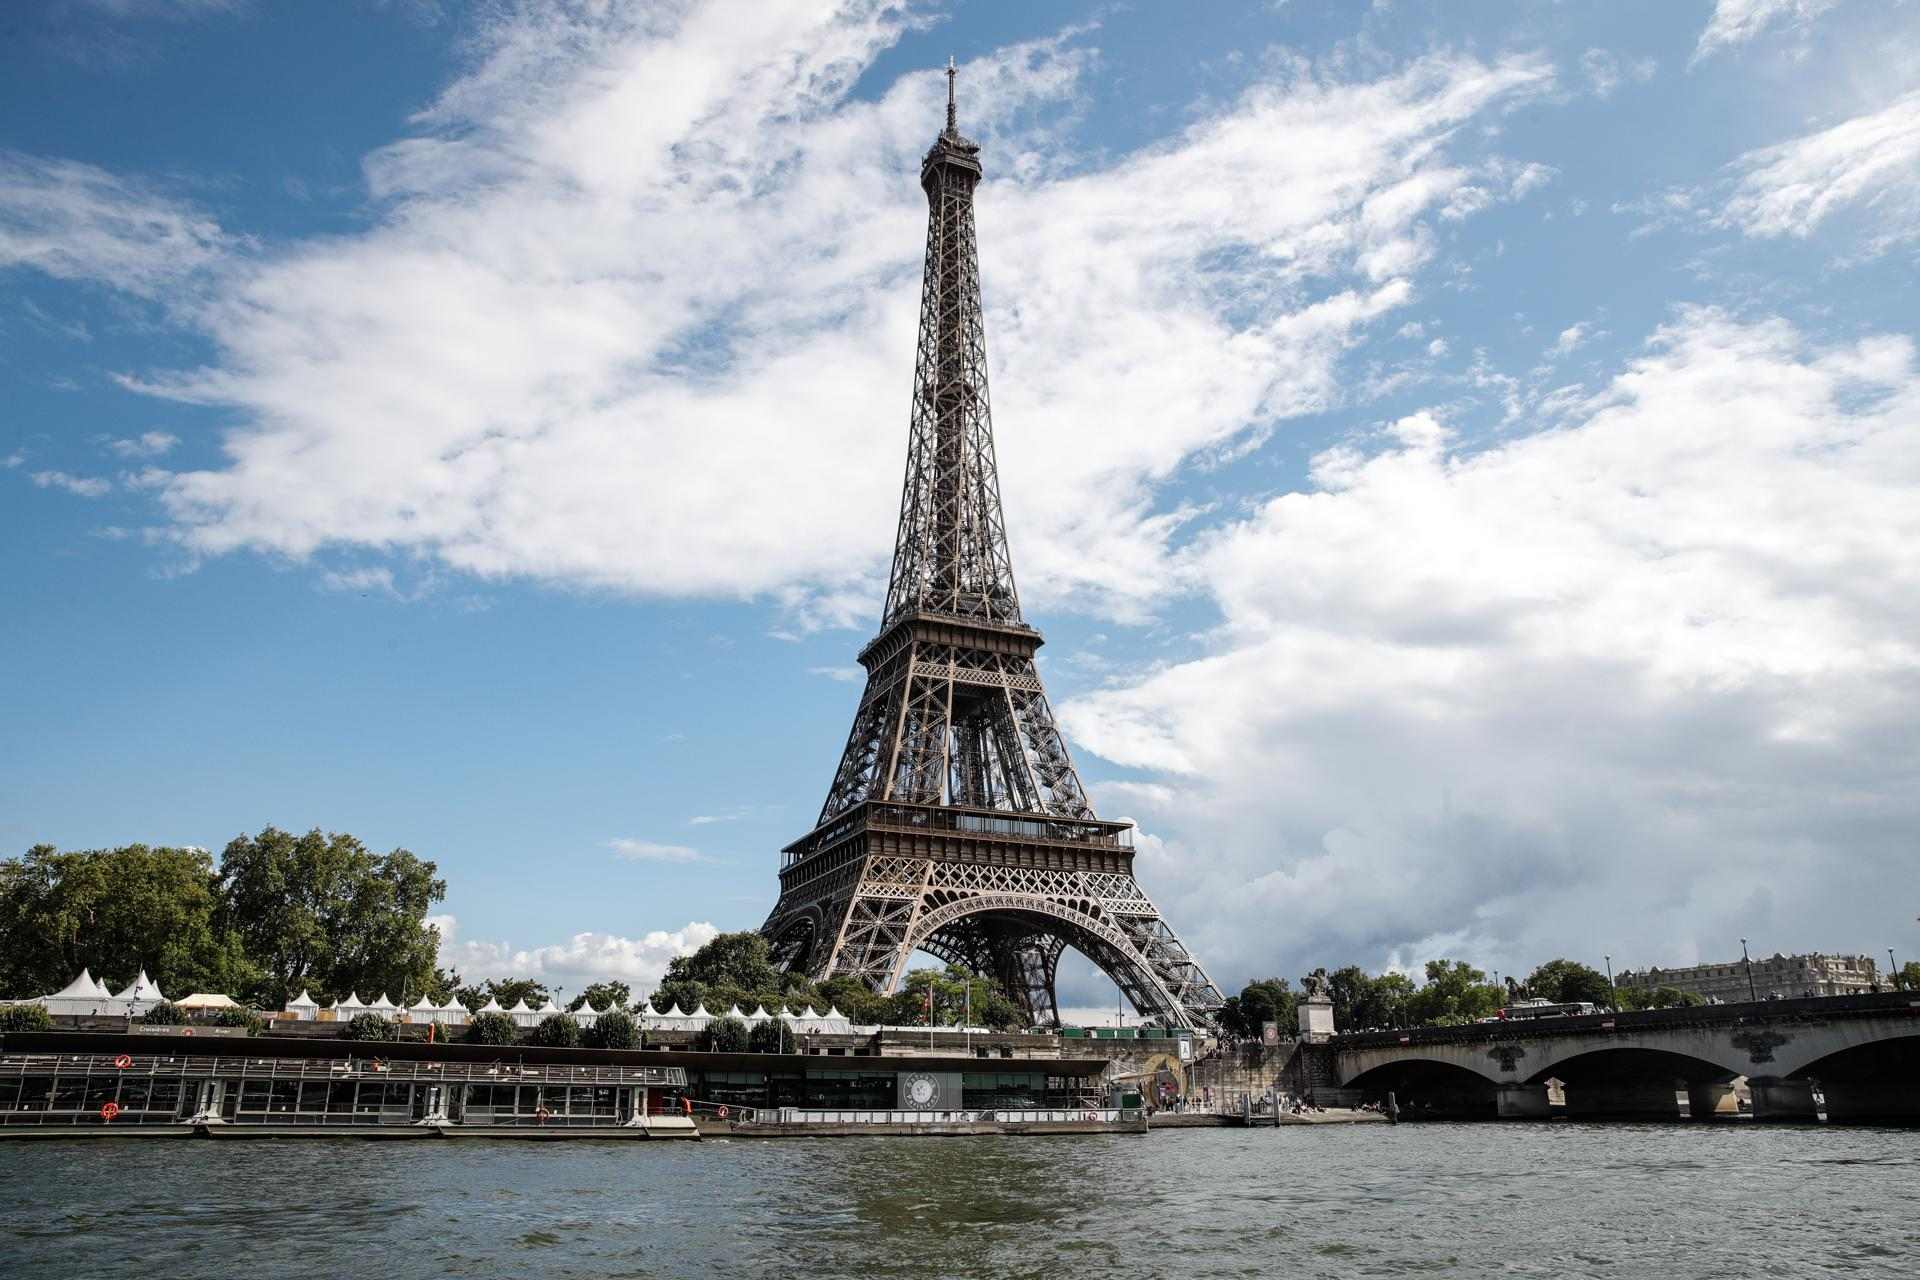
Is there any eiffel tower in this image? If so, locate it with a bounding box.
[760,64,1223,1029]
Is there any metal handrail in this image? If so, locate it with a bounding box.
[0,1053,685,1087]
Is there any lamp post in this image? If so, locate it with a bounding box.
[1604,955,1615,1009]
[1741,939,1758,1002]
[1890,947,1899,992]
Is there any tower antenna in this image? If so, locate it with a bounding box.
[945,56,956,133]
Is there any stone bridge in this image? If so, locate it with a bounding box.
[1329,991,1920,1122]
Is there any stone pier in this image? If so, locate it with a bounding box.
[1748,1076,1820,1122]
[1685,1082,1741,1119]
[1494,1083,1551,1119]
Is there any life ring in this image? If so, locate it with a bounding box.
[181,1029,194,1036]
[113,1054,133,1069]
[535,1106,552,1124]
[716,1105,729,1120]
[100,1102,120,1122]
[682,1097,692,1116]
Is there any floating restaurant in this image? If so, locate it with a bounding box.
[0,1031,1140,1139]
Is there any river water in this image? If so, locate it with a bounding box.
[2,1125,1915,1278]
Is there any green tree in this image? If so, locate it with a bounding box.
[1893,962,1920,992]
[141,1000,182,1026]
[1238,977,1296,1037]
[814,975,889,1025]
[464,1011,518,1045]
[1615,984,1706,1011]
[342,1012,401,1042]
[891,966,1023,1029]
[452,978,551,1013]
[215,827,446,1008]
[747,1019,786,1053]
[1525,958,1614,1006]
[0,1004,53,1032]
[531,1012,581,1048]
[0,843,253,1000]
[1406,959,1504,1027]
[586,1009,637,1050]
[705,1016,750,1052]
[568,981,631,1012]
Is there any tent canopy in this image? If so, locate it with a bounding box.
[175,993,241,1011]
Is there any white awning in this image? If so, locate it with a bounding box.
[286,989,319,1009]
[175,993,241,1011]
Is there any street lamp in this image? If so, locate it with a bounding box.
[1740,939,1758,1002]
[1890,947,1899,992]
[1604,954,1615,1008]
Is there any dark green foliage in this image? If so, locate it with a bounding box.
[813,975,889,1025]
[531,1012,581,1048]
[586,1009,637,1050]
[465,1011,518,1045]
[1892,962,1920,992]
[216,827,446,1009]
[747,1019,785,1053]
[1614,984,1707,1011]
[1404,960,1503,1026]
[1524,958,1614,1006]
[0,1003,53,1032]
[212,1006,267,1035]
[705,1016,749,1052]
[452,978,550,1013]
[140,1001,182,1026]
[1218,977,1296,1038]
[568,981,630,1013]
[342,1012,401,1042]
[0,843,254,1000]
[894,965,1023,1029]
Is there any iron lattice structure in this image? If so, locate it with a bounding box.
[760,67,1223,1029]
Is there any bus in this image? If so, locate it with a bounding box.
[1498,999,1599,1021]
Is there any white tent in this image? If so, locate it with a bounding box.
[746,1004,773,1023]
[725,1003,746,1020]
[508,998,540,1028]
[106,969,167,1016]
[368,993,399,1021]
[329,992,365,1021]
[176,992,241,1012]
[40,969,114,1016]
[409,994,440,1023]
[477,996,505,1014]
[284,989,319,1020]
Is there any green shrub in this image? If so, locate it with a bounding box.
[531,1012,581,1048]
[140,1001,182,1026]
[213,1006,268,1035]
[341,1012,401,1042]
[747,1020,785,1054]
[0,1003,53,1033]
[588,1009,637,1050]
[705,1016,749,1053]
[465,1011,518,1045]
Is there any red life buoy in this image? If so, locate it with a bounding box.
[682,1097,692,1116]
[181,1029,194,1037]
[716,1105,729,1120]
[113,1054,133,1069]
[535,1106,552,1124]
[100,1102,120,1121]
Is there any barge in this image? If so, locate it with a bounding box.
[0,1032,1140,1139]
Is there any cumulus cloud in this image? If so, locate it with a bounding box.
[607,837,704,863]
[1718,89,1920,254]
[431,913,718,992]
[1066,309,1920,983]
[10,1,1554,625]
[105,431,179,458]
[0,151,227,296]
[1693,0,1838,64]
[30,470,112,498]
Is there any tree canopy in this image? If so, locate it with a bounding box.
[1524,958,1613,1006]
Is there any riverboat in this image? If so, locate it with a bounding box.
[0,1032,1140,1139]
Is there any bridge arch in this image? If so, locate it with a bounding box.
[1345,1057,1500,1118]
[898,894,1188,1027]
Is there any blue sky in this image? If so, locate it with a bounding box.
[4,0,1918,1014]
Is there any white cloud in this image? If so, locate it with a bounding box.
[1066,309,1920,984]
[808,665,865,683]
[430,912,718,991]
[0,151,227,296]
[1693,0,1839,64]
[13,2,1554,625]
[30,469,112,498]
[1580,47,1656,99]
[607,837,704,863]
[1718,89,1920,255]
[105,431,179,458]
[1549,321,1596,356]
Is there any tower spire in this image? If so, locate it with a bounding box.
[945,56,957,134]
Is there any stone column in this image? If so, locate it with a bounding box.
[1686,1082,1741,1119]
[1748,1076,1820,1122]
[1494,1083,1551,1119]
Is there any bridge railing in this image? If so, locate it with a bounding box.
[1332,990,1920,1051]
